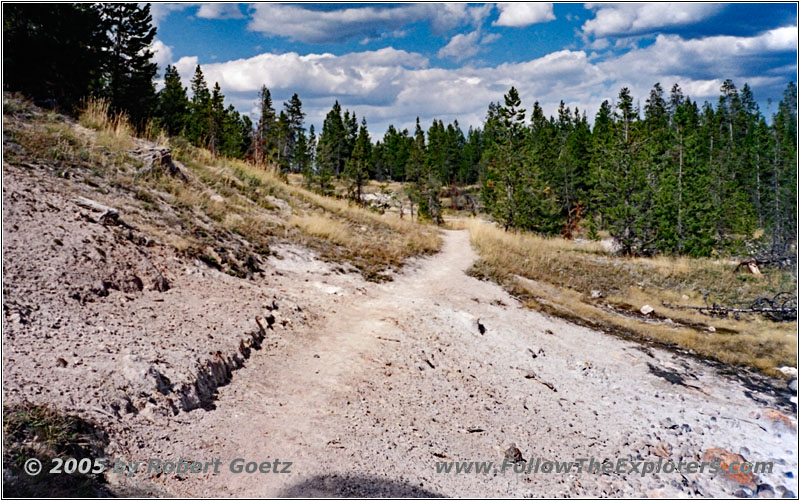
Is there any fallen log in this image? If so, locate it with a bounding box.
[663,292,796,322]
[73,196,119,224]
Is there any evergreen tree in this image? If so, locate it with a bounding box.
[188,65,211,147]
[283,93,305,172]
[99,3,158,127]
[157,65,189,136]
[405,118,428,218]
[3,3,107,111]
[255,86,277,166]
[344,117,373,203]
[482,87,531,230]
[317,101,347,178]
[596,88,657,255]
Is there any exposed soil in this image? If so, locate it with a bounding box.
[2,113,797,497]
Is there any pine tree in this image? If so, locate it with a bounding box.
[405,118,427,218]
[3,4,107,111]
[157,65,189,136]
[283,93,305,172]
[344,117,372,203]
[596,88,657,255]
[187,65,211,147]
[317,101,347,178]
[208,82,225,155]
[99,3,158,127]
[255,86,277,166]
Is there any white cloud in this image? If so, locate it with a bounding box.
[493,3,555,28]
[599,26,797,89]
[151,40,173,69]
[150,3,193,27]
[582,3,723,37]
[196,4,244,20]
[247,4,490,43]
[170,26,796,136]
[438,31,481,61]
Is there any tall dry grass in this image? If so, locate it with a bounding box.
[78,97,135,150]
[458,217,796,375]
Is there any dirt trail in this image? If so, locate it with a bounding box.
[116,230,797,498]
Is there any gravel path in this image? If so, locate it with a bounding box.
[118,230,797,497]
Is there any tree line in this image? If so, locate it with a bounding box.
[4,3,796,256]
[481,82,797,256]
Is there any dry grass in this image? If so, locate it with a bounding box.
[78,97,134,150]
[290,213,354,246]
[168,137,441,280]
[458,217,797,375]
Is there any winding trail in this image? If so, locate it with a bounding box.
[128,230,796,497]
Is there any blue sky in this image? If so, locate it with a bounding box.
[150,3,798,135]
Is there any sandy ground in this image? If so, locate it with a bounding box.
[102,230,797,498]
[2,147,796,497]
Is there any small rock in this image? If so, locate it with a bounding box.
[641,305,654,315]
[707,326,716,332]
[788,378,797,392]
[591,290,602,299]
[660,417,678,429]
[702,448,757,489]
[653,442,672,458]
[763,409,796,432]
[55,357,68,368]
[782,490,796,498]
[757,484,775,498]
[504,443,525,463]
[778,366,798,378]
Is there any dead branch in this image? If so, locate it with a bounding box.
[663,292,796,322]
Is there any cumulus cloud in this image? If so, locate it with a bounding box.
[171,27,796,136]
[150,3,193,27]
[582,3,724,38]
[196,3,244,20]
[598,26,797,89]
[493,3,555,28]
[438,30,499,62]
[247,3,490,43]
[151,40,173,69]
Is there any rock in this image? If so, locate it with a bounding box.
[763,409,796,432]
[734,487,755,498]
[707,326,716,332]
[504,443,525,463]
[702,448,757,490]
[55,357,68,368]
[591,290,602,299]
[641,305,654,315]
[653,442,672,458]
[210,194,225,203]
[788,378,797,392]
[778,366,798,378]
[782,490,796,498]
[757,484,775,498]
[121,354,172,396]
[660,417,678,429]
